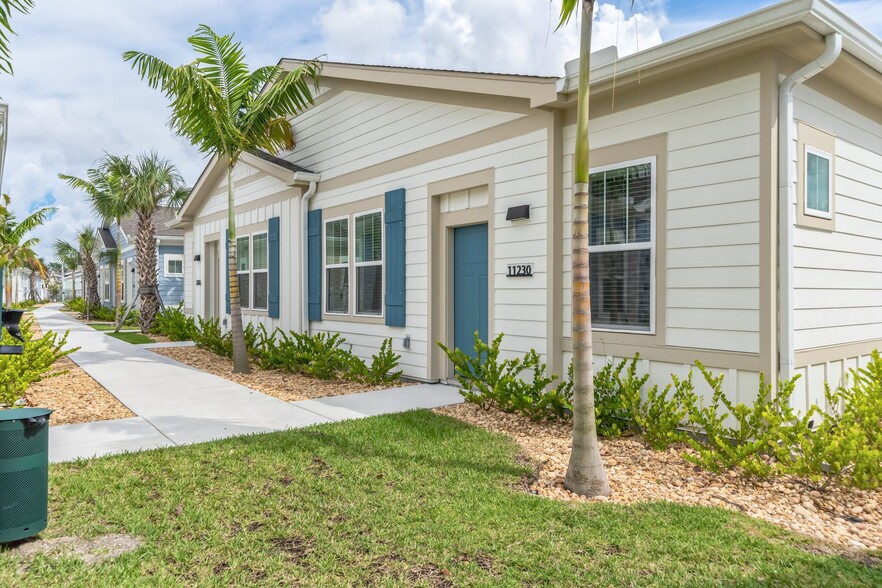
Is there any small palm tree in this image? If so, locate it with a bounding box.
[76,225,101,313]
[0,193,55,306]
[128,152,188,333]
[0,0,33,75]
[60,154,135,328]
[53,239,80,300]
[557,0,619,497]
[124,25,321,373]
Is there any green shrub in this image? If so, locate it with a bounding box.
[1,318,77,406]
[193,316,232,357]
[151,304,197,341]
[302,332,352,380]
[359,338,403,385]
[439,332,571,421]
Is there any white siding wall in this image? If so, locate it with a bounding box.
[186,169,301,334]
[562,74,762,355]
[792,86,882,351]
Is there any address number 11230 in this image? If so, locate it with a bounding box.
[507,264,533,277]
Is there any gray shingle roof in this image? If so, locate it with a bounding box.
[118,206,184,242]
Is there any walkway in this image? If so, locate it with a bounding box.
[33,305,462,463]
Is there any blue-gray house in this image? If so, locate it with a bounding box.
[97,206,185,309]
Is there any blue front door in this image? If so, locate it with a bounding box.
[453,223,488,358]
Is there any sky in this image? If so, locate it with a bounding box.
[1,0,880,259]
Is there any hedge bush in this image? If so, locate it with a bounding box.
[0,318,76,407]
[151,303,197,341]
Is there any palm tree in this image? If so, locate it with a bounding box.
[0,193,54,307]
[556,0,621,497]
[60,154,135,328]
[128,152,188,333]
[0,0,33,75]
[53,239,80,301]
[76,225,100,312]
[25,256,45,300]
[124,25,321,374]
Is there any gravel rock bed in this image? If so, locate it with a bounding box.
[150,346,411,402]
[436,403,882,552]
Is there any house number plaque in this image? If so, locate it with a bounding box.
[507,264,533,277]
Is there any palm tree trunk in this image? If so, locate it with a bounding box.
[136,211,159,333]
[564,0,611,498]
[83,256,100,309]
[29,270,37,301]
[227,165,250,373]
[115,217,123,328]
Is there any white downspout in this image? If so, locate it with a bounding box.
[298,177,319,334]
[778,33,842,381]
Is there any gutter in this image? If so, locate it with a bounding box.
[777,32,842,382]
[293,172,320,334]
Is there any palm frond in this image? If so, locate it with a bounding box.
[0,0,34,75]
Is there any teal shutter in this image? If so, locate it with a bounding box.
[268,216,280,318]
[384,188,406,327]
[307,209,322,322]
[225,229,230,314]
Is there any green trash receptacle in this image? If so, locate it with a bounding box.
[0,407,52,543]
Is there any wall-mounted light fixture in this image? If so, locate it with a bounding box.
[506,204,530,221]
[403,334,411,350]
[193,254,201,262]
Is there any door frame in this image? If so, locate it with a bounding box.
[427,169,496,381]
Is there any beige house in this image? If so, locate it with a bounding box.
[173,0,882,410]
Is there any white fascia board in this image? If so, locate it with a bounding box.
[559,0,882,92]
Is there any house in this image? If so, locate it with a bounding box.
[5,265,49,303]
[172,0,882,410]
[96,207,185,309]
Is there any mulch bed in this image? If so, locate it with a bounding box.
[435,402,882,552]
[149,346,411,402]
[22,319,135,426]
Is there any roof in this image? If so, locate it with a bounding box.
[119,207,184,242]
[251,150,313,174]
[97,227,116,249]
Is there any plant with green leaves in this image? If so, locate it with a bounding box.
[124,25,321,374]
[0,0,32,75]
[357,338,403,385]
[1,317,76,407]
[60,154,134,330]
[151,303,197,341]
[53,239,80,300]
[0,193,55,306]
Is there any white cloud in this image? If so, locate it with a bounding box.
[318,0,408,64]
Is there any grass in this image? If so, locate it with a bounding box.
[88,323,138,332]
[105,331,153,345]
[1,411,879,587]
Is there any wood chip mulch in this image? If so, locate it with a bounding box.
[22,319,135,426]
[149,345,411,402]
[435,403,882,553]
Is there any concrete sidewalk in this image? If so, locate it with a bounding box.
[34,305,462,463]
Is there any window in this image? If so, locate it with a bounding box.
[237,236,250,309]
[355,211,383,316]
[325,217,349,314]
[805,146,832,219]
[165,254,184,277]
[323,210,384,318]
[251,233,268,311]
[588,158,654,332]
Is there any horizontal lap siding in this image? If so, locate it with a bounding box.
[563,74,762,354]
[158,245,184,306]
[793,87,882,351]
[308,120,547,379]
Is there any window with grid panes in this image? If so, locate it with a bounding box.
[251,233,268,310]
[236,235,250,309]
[355,211,383,316]
[588,158,654,332]
[325,217,349,314]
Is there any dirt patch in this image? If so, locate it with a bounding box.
[406,563,454,587]
[435,403,882,552]
[271,535,313,564]
[150,345,411,402]
[22,320,134,426]
[3,533,144,567]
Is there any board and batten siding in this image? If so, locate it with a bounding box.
[562,73,762,353]
[789,85,882,408]
[185,168,301,333]
[301,94,549,379]
[158,244,184,307]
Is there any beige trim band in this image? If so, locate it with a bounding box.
[562,337,762,372]
[795,339,882,368]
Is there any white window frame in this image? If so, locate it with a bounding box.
[354,208,384,318]
[251,231,269,311]
[588,156,657,335]
[236,235,251,310]
[165,253,184,278]
[323,215,350,316]
[804,145,833,220]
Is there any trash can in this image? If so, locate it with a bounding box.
[0,408,53,543]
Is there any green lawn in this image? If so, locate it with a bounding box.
[2,412,878,587]
[105,331,153,345]
[88,324,138,332]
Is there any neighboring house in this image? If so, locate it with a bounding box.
[97,207,185,309]
[172,0,882,410]
[5,266,50,303]
[61,269,83,302]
